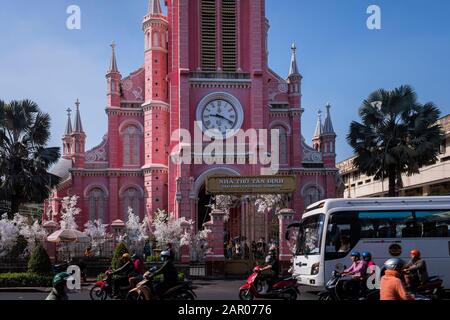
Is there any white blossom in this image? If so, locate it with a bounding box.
[0,213,20,257]
[19,219,47,256]
[123,207,151,254]
[0,213,47,257]
[207,195,239,222]
[152,209,193,253]
[60,195,81,230]
[181,227,212,262]
[84,219,110,256]
[255,194,288,215]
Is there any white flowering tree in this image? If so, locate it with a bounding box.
[84,219,110,256]
[207,195,239,222]
[19,219,47,256]
[60,195,81,230]
[254,194,289,215]
[0,213,20,257]
[0,213,47,258]
[152,209,193,257]
[124,207,151,255]
[181,227,212,262]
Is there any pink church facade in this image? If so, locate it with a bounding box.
[44,0,342,259]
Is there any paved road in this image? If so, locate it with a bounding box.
[0,280,319,301]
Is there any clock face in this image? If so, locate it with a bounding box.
[201,99,239,136]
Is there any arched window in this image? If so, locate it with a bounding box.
[153,32,159,47]
[274,126,288,165]
[123,187,140,220]
[303,186,322,208]
[88,188,106,222]
[123,126,141,166]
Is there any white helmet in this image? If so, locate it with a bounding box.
[161,250,171,261]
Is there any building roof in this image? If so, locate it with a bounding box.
[50,158,72,181]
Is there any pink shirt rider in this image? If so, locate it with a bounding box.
[344,260,368,278]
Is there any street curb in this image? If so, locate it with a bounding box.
[0,287,51,293]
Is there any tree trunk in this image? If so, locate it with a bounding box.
[388,168,397,197]
[9,197,20,219]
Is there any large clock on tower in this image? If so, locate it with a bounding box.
[196,92,244,138]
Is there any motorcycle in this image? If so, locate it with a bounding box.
[408,275,446,300]
[90,270,134,300]
[318,271,379,301]
[127,269,197,301]
[239,266,300,301]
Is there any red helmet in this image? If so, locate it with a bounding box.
[410,249,421,259]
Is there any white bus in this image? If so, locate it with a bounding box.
[291,197,450,289]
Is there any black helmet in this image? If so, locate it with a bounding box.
[384,258,405,271]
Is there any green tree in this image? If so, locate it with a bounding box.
[347,85,443,197]
[28,243,52,276]
[0,100,61,218]
[111,242,129,269]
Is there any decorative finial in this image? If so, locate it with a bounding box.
[66,107,72,116]
[111,41,116,51]
[291,43,297,52]
[75,99,80,109]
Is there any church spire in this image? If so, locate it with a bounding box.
[64,108,73,135]
[108,41,119,73]
[73,99,84,133]
[288,43,300,76]
[313,110,323,138]
[323,103,335,135]
[148,0,162,15]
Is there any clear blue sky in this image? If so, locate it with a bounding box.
[1,0,449,162]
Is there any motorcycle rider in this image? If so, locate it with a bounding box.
[112,253,136,298]
[404,249,429,291]
[259,245,279,293]
[152,250,178,298]
[129,254,146,287]
[380,258,414,300]
[341,252,367,295]
[362,252,376,276]
[46,272,70,301]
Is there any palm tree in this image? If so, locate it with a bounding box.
[347,85,443,197]
[0,100,61,218]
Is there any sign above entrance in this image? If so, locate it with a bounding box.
[206,176,297,195]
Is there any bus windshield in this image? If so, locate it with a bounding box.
[296,214,325,256]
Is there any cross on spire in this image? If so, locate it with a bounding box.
[64,107,73,135]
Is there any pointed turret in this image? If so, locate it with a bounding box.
[64,108,73,135]
[323,103,335,135]
[108,41,119,74]
[106,42,122,108]
[288,43,300,76]
[148,0,162,15]
[73,99,84,133]
[313,110,323,138]
[321,104,337,168]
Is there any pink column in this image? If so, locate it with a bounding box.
[205,209,226,262]
[277,208,295,262]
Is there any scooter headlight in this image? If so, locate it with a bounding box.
[311,262,320,275]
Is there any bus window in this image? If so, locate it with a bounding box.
[325,212,360,260]
[296,214,324,256]
[415,211,450,238]
[358,211,412,238]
